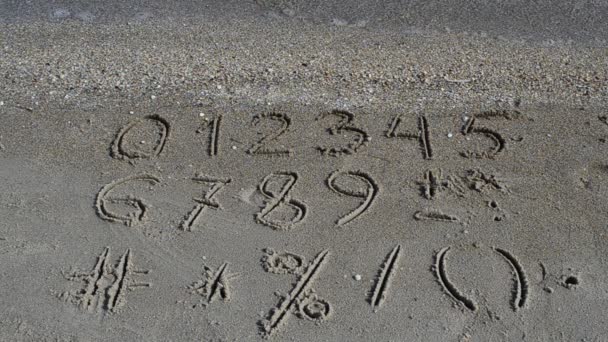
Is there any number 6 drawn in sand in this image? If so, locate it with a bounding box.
[327,170,379,226]
[256,172,307,231]
[95,174,161,227]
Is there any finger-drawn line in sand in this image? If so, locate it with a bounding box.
[414,210,459,223]
[474,109,523,121]
[369,244,401,311]
[262,248,306,275]
[419,169,466,200]
[189,262,238,306]
[179,175,231,231]
[461,116,506,159]
[61,247,150,314]
[111,115,170,160]
[316,110,369,156]
[247,113,293,156]
[197,115,222,157]
[256,172,307,230]
[494,248,528,311]
[327,170,379,226]
[386,114,433,159]
[260,249,330,338]
[434,247,477,312]
[95,174,161,227]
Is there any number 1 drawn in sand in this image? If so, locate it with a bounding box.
[260,250,330,338]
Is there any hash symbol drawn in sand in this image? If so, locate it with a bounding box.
[369,244,401,312]
[179,174,231,232]
[433,246,529,313]
[95,174,161,227]
[256,172,307,230]
[316,110,369,156]
[386,114,433,160]
[327,170,379,226]
[247,112,293,156]
[262,248,306,275]
[111,115,170,161]
[259,249,331,338]
[60,247,150,314]
[189,262,238,306]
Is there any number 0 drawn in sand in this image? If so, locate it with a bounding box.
[434,246,528,313]
[259,249,331,338]
[111,115,170,161]
[95,174,161,227]
[327,170,379,226]
[256,172,307,230]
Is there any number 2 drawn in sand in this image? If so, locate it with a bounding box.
[327,170,379,226]
[256,172,307,231]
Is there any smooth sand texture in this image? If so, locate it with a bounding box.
[1,3,608,341]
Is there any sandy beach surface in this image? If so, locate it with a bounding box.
[1,1,607,341]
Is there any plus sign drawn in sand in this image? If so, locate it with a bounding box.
[59,247,151,314]
[259,249,331,338]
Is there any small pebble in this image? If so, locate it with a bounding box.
[232,145,237,150]
[199,113,205,117]
[151,95,157,100]
[129,111,134,115]
[447,133,453,138]
[354,274,362,281]
[0,101,4,106]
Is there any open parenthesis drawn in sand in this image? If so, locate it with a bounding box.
[327,170,379,226]
[179,174,232,232]
[434,246,529,313]
[256,171,307,231]
[95,174,161,227]
[247,112,293,156]
[386,114,433,160]
[434,247,478,312]
[111,115,170,161]
[316,110,369,156]
[369,244,402,312]
[259,249,331,338]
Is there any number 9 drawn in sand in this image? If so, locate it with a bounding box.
[95,174,161,227]
[327,170,379,226]
[111,115,170,161]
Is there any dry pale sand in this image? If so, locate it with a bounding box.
[0,1,607,341]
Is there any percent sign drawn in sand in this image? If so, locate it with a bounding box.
[95,174,161,227]
[179,174,231,231]
[260,249,331,338]
[256,172,307,230]
[434,246,529,312]
[327,170,379,226]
